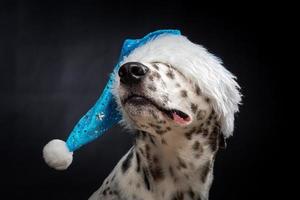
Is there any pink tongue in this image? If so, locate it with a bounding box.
[172,112,190,125]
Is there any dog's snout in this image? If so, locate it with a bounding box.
[118,62,149,85]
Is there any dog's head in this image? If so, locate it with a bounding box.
[112,35,241,138]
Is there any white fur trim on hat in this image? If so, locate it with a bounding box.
[43,139,73,170]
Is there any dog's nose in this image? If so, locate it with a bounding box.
[118,62,149,85]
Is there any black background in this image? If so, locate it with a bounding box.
[1,1,284,199]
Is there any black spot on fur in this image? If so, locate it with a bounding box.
[195,84,201,95]
[192,141,200,150]
[149,135,156,146]
[148,84,157,91]
[150,164,164,181]
[202,128,209,137]
[208,113,213,121]
[188,189,195,198]
[136,152,141,172]
[140,124,149,129]
[139,147,145,156]
[211,109,215,115]
[149,75,154,81]
[166,69,175,79]
[177,156,187,169]
[206,120,212,127]
[172,191,184,200]
[185,132,192,140]
[145,144,151,160]
[197,110,206,120]
[152,155,159,163]
[122,149,134,173]
[148,123,161,129]
[111,174,116,181]
[162,95,169,104]
[152,63,160,70]
[193,141,203,158]
[201,161,211,183]
[112,190,119,196]
[153,71,161,79]
[156,129,167,135]
[198,123,204,130]
[169,166,177,182]
[149,109,159,119]
[195,153,201,159]
[191,103,198,114]
[158,120,166,124]
[136,183,141,188]
[185,127,196,140]
[210,137,219,152]
[212,125,220,136]
[176,83,181,87]
[161,138,167,145]
[181,90,188,97]
[102,187,110,196]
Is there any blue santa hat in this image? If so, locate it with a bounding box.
[42,29,181,170]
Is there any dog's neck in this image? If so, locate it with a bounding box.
[133,117,221,199]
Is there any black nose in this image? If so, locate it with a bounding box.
[118,62,149,85]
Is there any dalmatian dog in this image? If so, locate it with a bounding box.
[89,35,241,200]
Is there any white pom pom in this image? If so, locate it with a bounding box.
[43,139,73,170]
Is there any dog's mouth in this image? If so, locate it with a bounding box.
[123,94,191,124]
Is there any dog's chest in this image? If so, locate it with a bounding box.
[90,142,214,200]
[90,116,220,200]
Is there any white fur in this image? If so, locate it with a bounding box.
[118,34,242,137]
[43,139,73,170]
